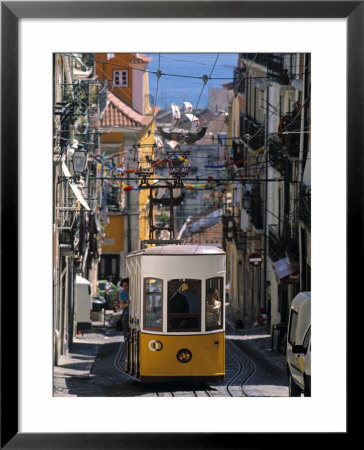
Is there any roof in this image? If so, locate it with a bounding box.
[100,90,157,128]
[131,54,152,64]
[183,221,223,247]
[127,244,225,257]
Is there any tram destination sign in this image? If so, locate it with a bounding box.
[249,252,263,267]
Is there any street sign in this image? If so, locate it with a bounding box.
[249,252,263,267]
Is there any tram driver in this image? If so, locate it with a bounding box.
[168,279,201,330]
[180,280,200,313]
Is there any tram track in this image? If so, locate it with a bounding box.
[114,339,256,397]
[224,339,256,397]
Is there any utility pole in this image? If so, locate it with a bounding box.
[127,167,131,253]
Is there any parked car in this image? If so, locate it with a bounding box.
[97,280,118,309]
[286,291,311,396]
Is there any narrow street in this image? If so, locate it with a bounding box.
[54,307,288,398]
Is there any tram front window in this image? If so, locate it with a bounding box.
[144,278,163,331]
[168,279,201,332]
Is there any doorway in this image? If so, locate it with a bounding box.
[99,254,120,283]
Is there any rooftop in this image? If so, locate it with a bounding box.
[100,90,158,128]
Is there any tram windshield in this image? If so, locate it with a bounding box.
[144,278,163,331]
[168,279,201,332]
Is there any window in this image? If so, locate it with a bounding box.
[167,279,201,332]
[144,278,163,331]
[206,277,223,331]
[302,325,311,351]
[288,310,298,345]
[113,69,128,87]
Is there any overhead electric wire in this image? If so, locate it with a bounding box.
[58,53,310,205]
[65,52,310,83]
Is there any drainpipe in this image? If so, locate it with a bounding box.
[298,53,307,291]
[298,53,306,184]
[262,85,269,310]
[62,54,74,101]
[127,169,131,253]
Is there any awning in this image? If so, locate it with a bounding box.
[62,162,90,211]
[273,257,299,283]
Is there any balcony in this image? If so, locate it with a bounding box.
[231,139,246,167]
[268,223,299,262]
[250,193,263,231]
[54,102,72,153]
[233,221,245,251]
[240,53,286,84]
[278,112,301,159]
[240,115,264,151]
[298,186,311,230]
[268,138,293,182]
[268,225,285,261]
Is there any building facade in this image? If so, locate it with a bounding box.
[94,53,158,279]
[224,53,311,328]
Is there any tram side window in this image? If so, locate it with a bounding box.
[168,279,201,332]
[205,277,223,330]
[144,278,163,331]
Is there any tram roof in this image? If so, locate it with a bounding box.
[127,244,225,257]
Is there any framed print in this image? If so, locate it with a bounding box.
[1,1,359,448]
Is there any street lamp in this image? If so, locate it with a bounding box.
[72,145,88,177]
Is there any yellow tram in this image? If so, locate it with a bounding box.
[124,244,226,382]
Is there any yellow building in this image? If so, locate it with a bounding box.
[95,53,158,280]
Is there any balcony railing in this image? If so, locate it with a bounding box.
[250,193,263,230]
[231,139,246,167]
[240,53,286,84]
[240,115,264,151]
[268,138,294,182]
[268,225,285,261]
[233,221,245,251]
[268,223,299,262]
[54,102,72,154]
[298,186,311,230]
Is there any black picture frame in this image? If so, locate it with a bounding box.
[1,1,357,448]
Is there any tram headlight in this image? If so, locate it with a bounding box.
[176,348,192,363]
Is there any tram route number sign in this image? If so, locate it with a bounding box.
[249,252,263,267]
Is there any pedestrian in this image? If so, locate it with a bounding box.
[116,276,124,292]
[119,278,130,341]
[105,276,113,309]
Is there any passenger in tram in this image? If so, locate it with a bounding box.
[181,279,200,313]
[206,288,221,327]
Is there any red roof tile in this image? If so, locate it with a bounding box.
[100,90,157,128]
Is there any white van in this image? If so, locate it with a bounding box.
[286,291,311,396]
[74,276,92,334]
